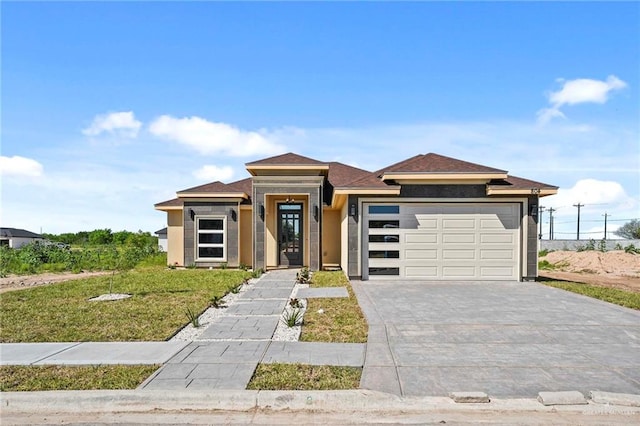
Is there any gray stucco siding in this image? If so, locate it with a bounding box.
[183,202,240,267]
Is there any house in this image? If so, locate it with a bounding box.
[155,152,557,281]
[0,227,45,249]
[155,227,168,252]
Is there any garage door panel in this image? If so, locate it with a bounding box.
[442,249,476,260]
[442,233,475,244]
[405,266,438,277]
[481,267,516,278]
[480,249,515,260]
[480,233,515,244]
[442,266,476,278]
[443,218,475,229]
[405,249,438,259]
[405,233,438,244]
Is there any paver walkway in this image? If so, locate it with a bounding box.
[140,269,363,390]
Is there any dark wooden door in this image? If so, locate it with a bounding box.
[278,203,303,266]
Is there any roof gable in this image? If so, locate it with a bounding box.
[245,152,326,166]
[379,153,507,175]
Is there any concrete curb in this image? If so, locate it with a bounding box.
[3,390,640,415]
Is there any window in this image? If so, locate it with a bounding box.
[196,217,226,261]
[368,205,400,214]
[369,267,400,276]
[369,250,400,259]
[369,234,400,243]
[369,220,399,229]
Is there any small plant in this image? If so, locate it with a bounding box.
[219,262,228,270]
[230,283,243,294]
[282,308,303,328]
[186,263,197,269]
[539,249,551,257]
[598,239,607,252]
[251,268,264,279]
[585,239,596,251]
[185,306,200,328]
[168,263,176,270]
[297,267,311,283]
[0,269,7,278]
[615,243,623,251]
[538,260,554,270]
[289,298,303,309]
[210,295,227,309]
[624,244,639,255]
[239,263,249,271]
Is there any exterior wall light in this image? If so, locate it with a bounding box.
[259,204,265,221]
[188,208,195,220]
[349,204,357,217]
[230,208,237,222]
[313,204,319,222]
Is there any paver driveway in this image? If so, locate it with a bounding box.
[352,280,640,398]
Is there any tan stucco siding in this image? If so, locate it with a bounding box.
[322,209,341,266]
[167,210,184,266]
[239,208,253,267]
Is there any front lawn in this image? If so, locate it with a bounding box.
[0,365,158,391]
[247,363,361,390]
[300,271,368,343]
[542,281,640,310]
[0,266,251,342]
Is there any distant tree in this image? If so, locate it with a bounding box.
[88,229,113,245]
[614,219,640,239]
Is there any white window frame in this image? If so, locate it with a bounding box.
[195,216,227,262]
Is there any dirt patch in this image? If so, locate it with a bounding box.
[0,271,110,294]
[539,250,640,293]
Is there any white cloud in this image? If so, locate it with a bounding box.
[193,165,234,182]
[148,115,286,157]
[0,155,44,177]
[83,111,142,138]
[544,178,636,215]
[537,75,627,125]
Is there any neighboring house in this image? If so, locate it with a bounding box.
[0,227,45,249]
[155,152,557,281]
[155,227,168,252]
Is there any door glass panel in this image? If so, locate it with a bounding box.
[369,234,400,243]
[369,220,400,229]
[369,267,400,276]
[369,250,400,259]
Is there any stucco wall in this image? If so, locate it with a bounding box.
[239,208,253,267]
[322,208,341,266]
[167,210,184,266]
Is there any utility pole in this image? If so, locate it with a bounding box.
[573,203,584,240]
[538,206,546,239]
[548,208,556,240]
[603,212,610,240]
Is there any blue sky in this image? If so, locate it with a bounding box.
[2,2,638,239]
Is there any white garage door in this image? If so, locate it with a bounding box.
[363,203,520,280]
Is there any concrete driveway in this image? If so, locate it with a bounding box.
[352,280,640,398]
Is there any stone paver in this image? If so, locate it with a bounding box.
[262,342,366,367]
[239,287,293,300]
[225,299,287,316]
[296,287,349,299]
[352,280,640,398]
[198,315,280,340]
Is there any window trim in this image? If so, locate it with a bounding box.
[195,215,227,262]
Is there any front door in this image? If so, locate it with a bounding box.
[278,203,303,266]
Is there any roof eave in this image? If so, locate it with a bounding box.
[381,172,509,182]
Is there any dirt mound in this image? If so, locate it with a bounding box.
[541,250,640,277]
[0,271,109,294]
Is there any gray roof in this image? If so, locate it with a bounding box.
[155,227,168,236]
[0,227,43,239]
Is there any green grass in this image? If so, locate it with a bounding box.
[247,363,361,390]
[542,281,640,310]
[300,271,368,343]
[0,365,158,391]
[0,266,251,342]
